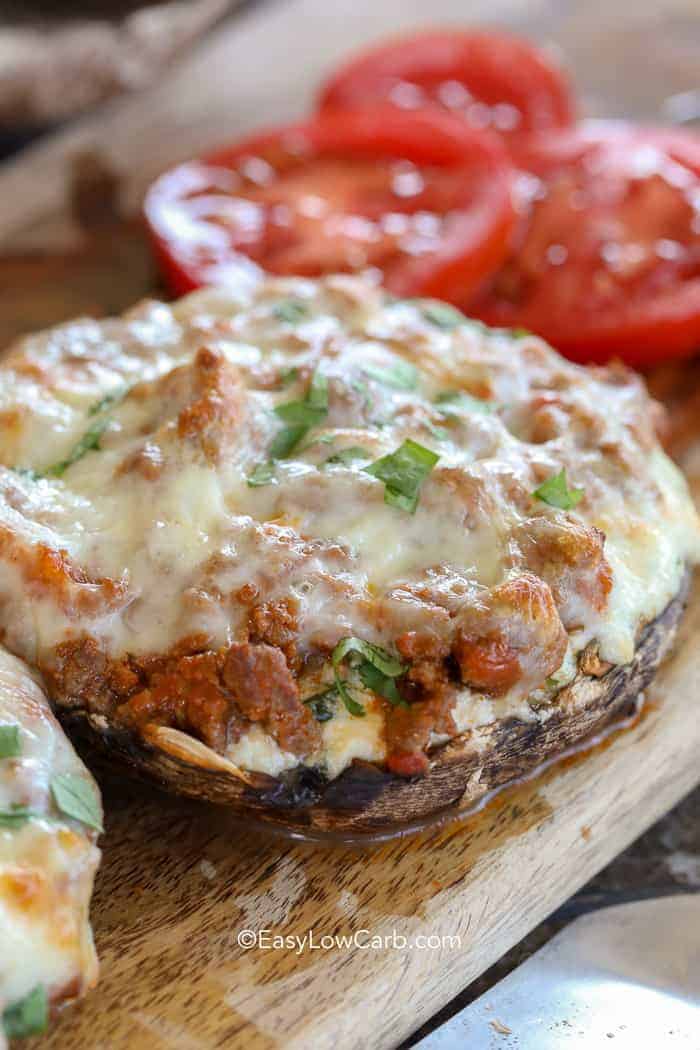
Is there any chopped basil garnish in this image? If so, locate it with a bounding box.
[2,985,48,1040]
[533,469,584,511]
[331,637,406,715]
[422,303,466,330]
[269,424,308,459]
[41,387,129,477]
[324,446,370,466]
[357,661,404,705]
[51,773,103,833]
[278,366,299,388]
[299,432,336,452]
[274,394,327,427]
[333,674,366,717]
[0,806,35,829]
[306,370,329,410]
[333,638,405,678]
[88,386,128,416]
[46,417,109,477]
[363,360,418,391]
[270,369,329,458]
[0,724,20,759]
[247,462,276,487]
[435,390,494,416]
[273,299,308,324]
[364,439,439,514]
[303,687,337,723]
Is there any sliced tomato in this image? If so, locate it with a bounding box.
[469,123,700,367]
[144,108,516,300]
[318,30,574,140]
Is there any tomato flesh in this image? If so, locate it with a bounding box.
[469,123,700,366]
[145,108,516,301]
[318,30,574,140]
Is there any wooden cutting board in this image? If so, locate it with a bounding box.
[1,1,698,1046]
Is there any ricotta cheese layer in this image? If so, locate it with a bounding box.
[0,274,698,779]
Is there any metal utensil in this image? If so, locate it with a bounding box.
[415,894,700,1049]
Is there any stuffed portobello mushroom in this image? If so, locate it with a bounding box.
[0,274,697,835]
[0,647,101,1044]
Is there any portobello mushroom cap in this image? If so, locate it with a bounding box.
[58,575,689,839]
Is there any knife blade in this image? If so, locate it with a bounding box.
[414,894,700,1049]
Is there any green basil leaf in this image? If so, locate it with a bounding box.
[364,439,439,515]
[273,299,308,324]
[435,390,494,415]
[278,366,299,388]
[357,661,404,705]
[303,687,337,723]
[45,386,128,477]
[381,488,415,513]
[88,386,128,417]
[332,637,405,679]
[46,418,109,478]
[323,446,370,466]
[333,674,366,718]
[533,469,584,511]
[269,424,308,459]
[306,370,328,411]
[422,303,466,330]
[51,773,103,833]
[331,637,406,716]
[274,401,327,427]
[247,462,276,487]
[2,985,48,1040]
[0,806,35,829]
[299,432,335,452]
[271,369,329,457]
[0,724,20,759]
[363,360,418,391]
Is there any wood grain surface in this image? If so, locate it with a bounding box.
[1,1,698,1046]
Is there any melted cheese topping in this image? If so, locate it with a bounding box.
[0,649,100,1020]
[0,273,698,779]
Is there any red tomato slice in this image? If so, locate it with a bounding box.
[318,30,574,140]
[144,108,516,300]
[469,123,700,367]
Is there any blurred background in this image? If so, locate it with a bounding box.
[1,1,698,143]
[0,0,697,369]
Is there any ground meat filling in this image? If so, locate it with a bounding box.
[42,569,571,776]
[386,646,457,777]
[47,636,321,759]
[221,642,319,755]
[453,573,568,699]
